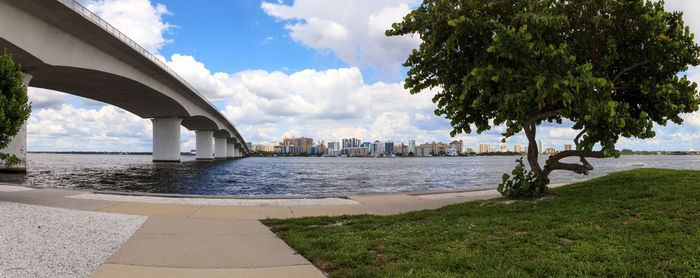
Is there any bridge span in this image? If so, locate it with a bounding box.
[0,0,251,172]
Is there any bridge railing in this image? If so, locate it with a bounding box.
[55,0,249,152]
[57,0,204,99]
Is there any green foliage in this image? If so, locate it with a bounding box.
[264,169,700,277]
[0,50,31,166]
[498,158,549,198]
[387,0,700,191]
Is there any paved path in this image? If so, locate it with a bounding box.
[0,184,510,277]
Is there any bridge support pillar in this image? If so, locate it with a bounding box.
[151,117,182,162]
[214,137,227,159]
[195,130,214,160]
[226,140,235,158]
[0,74,32,173]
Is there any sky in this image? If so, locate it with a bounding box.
[25,0,700,152]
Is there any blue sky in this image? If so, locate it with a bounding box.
[25,0,700,152]
[158,0,350,79]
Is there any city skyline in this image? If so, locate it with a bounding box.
[252,136,631,156]
[22,0,700,153]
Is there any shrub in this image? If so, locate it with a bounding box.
[498,158,549,198]
[0,50,31,166]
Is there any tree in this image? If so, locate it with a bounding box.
[0,50,31,166]
[388,0,700,197]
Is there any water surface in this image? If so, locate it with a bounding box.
[1,154,698,196]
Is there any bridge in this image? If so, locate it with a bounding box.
[0,0,250,172]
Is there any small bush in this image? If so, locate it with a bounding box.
[0,50,31,167]
[498,158,549,198]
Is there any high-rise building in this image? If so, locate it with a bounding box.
[479,143,490,153]
[274,145,304,155]
[564,144,572,151]
[253,144,275,152]
[538,140,543,154]
[416,145,432,156]
[449,140,464,154]
[283,137,314,154]
[408,139,416,154]
[349,147,370,157]
[371,140,384,156]
[514,144,522,153]
[428,142,449,156]
[384,142,394,155]
[327,142,340,150]
[342,138,361,149]
[500,145,508,152]
[340,138,360,156]
[396,143,408,156]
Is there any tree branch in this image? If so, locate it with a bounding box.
[526,109,562,125]
[612,59,652,83]
[549,150,605,161]
[547,161,593,174]
[574,130,585,145]
[544,150,605,175]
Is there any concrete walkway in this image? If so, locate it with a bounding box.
[0,184,511,277]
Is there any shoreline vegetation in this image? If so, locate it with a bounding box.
[263,168,700,277]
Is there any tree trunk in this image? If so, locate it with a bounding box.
[543,150,605,175]
[523,123,543,174]
[523,123,606,178]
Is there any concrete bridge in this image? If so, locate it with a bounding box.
[0,0,250,172]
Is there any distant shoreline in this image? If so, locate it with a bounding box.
[27,151,699,156]
[28,151,194,156]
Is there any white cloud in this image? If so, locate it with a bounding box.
[28,88,68,110]
[83,0,174,54]
[663,1,700,138]
[686,109,700,128]
[161,52,453,143]
[27,104,198,152]
[262,0,421,77]
[24,0,700,153]
[29,105,150,151]
[163,52,700,151]
[547,127,580,139]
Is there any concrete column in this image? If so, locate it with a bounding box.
[233,147,240,158]
[214,137,227,159]
[151,117,182,162]
[0,74,32,173]
[226,140,235,158]
[195,130,214,160]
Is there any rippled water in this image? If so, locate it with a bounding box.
[1,153,699,196]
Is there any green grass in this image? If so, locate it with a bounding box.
[262,169,700,277]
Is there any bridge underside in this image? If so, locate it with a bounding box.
[0,0,249,172]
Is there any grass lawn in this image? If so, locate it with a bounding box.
[263,169,700,277]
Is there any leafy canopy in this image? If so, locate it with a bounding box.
[0,50,31,166]
[387,0,700,157]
